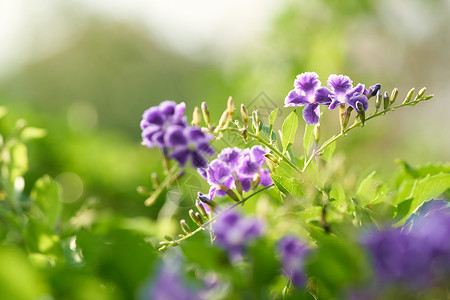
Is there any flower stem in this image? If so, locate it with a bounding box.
[145,164,181,206]
[160,184,274,250]
[302,98,431,171]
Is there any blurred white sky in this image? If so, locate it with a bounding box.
[0,0,285,77]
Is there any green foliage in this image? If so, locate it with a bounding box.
[281,109,298,154]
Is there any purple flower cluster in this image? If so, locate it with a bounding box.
[362,200,450,290]
[198,146,273,200]
[278,236,310,287]
[285,72,379,125]
[140,101,214,168]
[213,210,263,262]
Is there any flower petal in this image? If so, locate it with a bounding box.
[250,146,266,167]
[169,148,190,167]
[165,127,188,147]
[159,100,176,115]
[285,90,309,107]
[294,72,320,97]
[347,94,369,111]
[260,169,273,186]
[314,87,332,105]
[198,142,215,156]
[174,102,186,119]
[346,83,365,98]
[327,74,353,95]
[142,107,165,126]
[302,104,320,125]
[186,127,207,142]
[218,147,241,166]
[191,151,208,168]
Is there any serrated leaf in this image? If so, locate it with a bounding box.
[281,110,298,154]
[270,174,303,197]
[303,124,314,158]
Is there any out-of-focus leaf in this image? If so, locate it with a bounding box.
[0,246,49,300]
[20,127,47,141]
[248,239,279,291]
[181,231,230,271]
[23,218,64,259]
[281,110,298,154]
[356,171,379,207]
[30,175,62,228]
[270,174,303,197]
[321,141,335,161]
[306,235,371,298]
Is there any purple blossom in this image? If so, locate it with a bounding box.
[165,126,215,168]
[141,101,187,148]
[213,210,263,262]
[198,146,273,200]
[285,72,332,125]
[362,200,450,290]
[327,74,368,112]
[278,235,310,286]
[141,258,200,300]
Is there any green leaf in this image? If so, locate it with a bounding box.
[248,239,279,289]
[396,173,450,225]
[268,108,279,138]
[20,127,47,141]
[281,110,298,154]
[321,141,336,161]
[355,171,378,207]
[270,174,303,197]
[261,124,277,142]
[306,236,371,297]
[303,124,314,158]
[30,175,62,228]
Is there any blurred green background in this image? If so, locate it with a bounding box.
[0,0,449,216]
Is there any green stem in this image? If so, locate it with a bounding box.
[302,99,427,171]
[145,164,181,206]
[161,184,274,250]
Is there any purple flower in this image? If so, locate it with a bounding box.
[198,146,273,200]
[142,258,200,300]
[285,72,332,125]
[165,126,215,168]
[327,74,368,112]
[213,210,263,262]
[364,83,381,99]
[278,235,310,286]
[140,101,187,148]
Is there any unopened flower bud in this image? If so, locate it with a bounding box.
[201,102,211,126]
[232,173,243,195]
[195,212,204,225]
[163,234,174,241]
[240,104,249,127]
[180,219,191,234]
[214,109,230,133]
[342,106,353,129]
[403,88,415,104]
[252,110,261,134]
[390,88,398,105]
[251,172,261,190]
[264,152,279,165]
[216,184,240,202]
[383,91,390,110]
[415,87,426,101]
[314,124,320,143]
[367,83,381,99]
[151,172,159,188]
[227,96,234,119]
[192,106,201,126]
[376,90,382,109]
[241,128,248,143]
[356,102,365,125]
[189,209,203,226]
[195,201,208,219]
